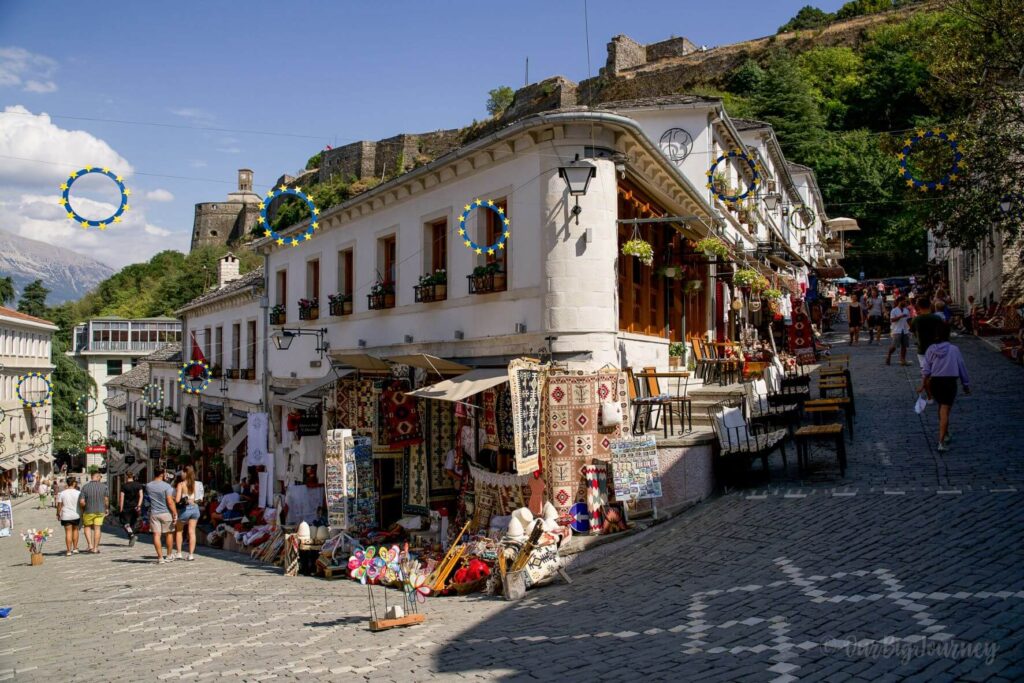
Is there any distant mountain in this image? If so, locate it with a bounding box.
[0,228,114,304]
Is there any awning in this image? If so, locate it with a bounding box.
[128,462,146,477]
[384,354,470,375]
[226,412,246,427]
[221,422,249,456]
[277,370,352,408]
[815,266,847,280]
[19,453,35,464]
[329,353,391,372]
[0,457,16,471]
[406,368,509,403]
[826,217,861,232]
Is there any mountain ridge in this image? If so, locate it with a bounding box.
[0,228,114,305]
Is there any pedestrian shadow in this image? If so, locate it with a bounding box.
[303,616,366,627]
[111,558,157,564]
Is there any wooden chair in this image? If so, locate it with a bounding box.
[625,368,672,437]
[707,397,789,483]
[688,336,710,382]
[642,366,692,434]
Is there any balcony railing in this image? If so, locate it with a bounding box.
[85,341,167,352]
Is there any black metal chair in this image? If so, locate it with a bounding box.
[707,397,789,484]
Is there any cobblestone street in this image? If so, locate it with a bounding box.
[2,333,1022,682]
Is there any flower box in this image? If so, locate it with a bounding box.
[225,369,240,380]
[414,283,447,303]
[468,265,506,295]
[269,311,286,326]
[368,283,395,310]
[241,368,256,381]
[329,298,353,316]
[298,306,319,321]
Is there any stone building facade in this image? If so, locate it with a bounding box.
[189,169,262,250]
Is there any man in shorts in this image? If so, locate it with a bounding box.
[866,288,885,343]
[886,296,913,366]
[146,468,178,564]
[79,471,109,553]
[118,472,145,547]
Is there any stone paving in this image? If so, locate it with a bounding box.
[1,332,1022,682]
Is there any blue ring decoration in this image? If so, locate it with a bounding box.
[16,372,51,407]
[706,149,761,204]
[178,360,211,394]
[789,205,816,231]
[259,186,320,247]
[898,129,961,192]
[143,382,164,409]
[59,167,130,230]
[458,199,510,256]
[75,394,97,415]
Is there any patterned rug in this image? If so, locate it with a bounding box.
[508,358,543,474]
[426,399,456,497]
[481,388,498,442]
[543,370,628,516]
[497,384,515,451]
[402,441,430,515]
[381,379,424,448]
[350,436,377,532]
[334,379,359,430]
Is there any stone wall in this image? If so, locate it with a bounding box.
[604,34,646,76]
[645,36,698,61]
[192,203,246,250]
[320,141,377,184]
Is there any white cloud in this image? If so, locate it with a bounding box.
[170,107,214,123]
[0,47,58,93]
[0,105,133,189]
[0,193,187,269]
[190,160,208,168]
[144,188,174,202]
[216,146,241,154]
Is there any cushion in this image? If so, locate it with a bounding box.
[745,381,769,414]
[720,428,787,455]
[765,364,781,394]
[714,406,750,450]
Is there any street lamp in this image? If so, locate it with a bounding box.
[271,328,330,358]
[1000,196,1014,214]
[558,154,597,225]
[762,193,782,212]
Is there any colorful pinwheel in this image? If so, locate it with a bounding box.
[404,570,432,603]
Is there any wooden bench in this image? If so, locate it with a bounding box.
[794,423,847,476]
[803,398,855,437]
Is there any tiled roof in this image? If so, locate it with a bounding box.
[143,342,182,363]
[176,268,264,314]
[595,94,719,111]
[0,305,57,328]
[731,118,771,132]
[105,362,150,389]
[788,162,814,173]
[103,392,128,410]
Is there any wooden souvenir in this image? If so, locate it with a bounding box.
[527,476,545,516]
[369,613,426,631]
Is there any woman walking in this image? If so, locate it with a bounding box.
[848,291,864,345]
[917,325,971,452]
[56,477,82,556]
[173,465,204,561]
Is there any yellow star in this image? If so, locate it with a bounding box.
[705,183,712,189]
[497,207,504,215]
[263,230,272,237]
[102,167,109,173]
[276,238,285,246]
[113,216,122,223]
[936,183,945,191]
[259,201,265,210]
[311,221,319,230]
[503,231,510,239]
[84,166,92,172]
[123,204,130,211]
[80,221,89,228]
[949,174,959,182]
[60,183,68,191]
[474,248,482,254]
[903,139,912,147]
[278,185,287,191]
[896,153,905,161]
[948,133,957,141]
[905,179,915,187]
[115,175,123,182]
[463,240,472,248]
[303,233,312,240]
[124,188,131,196]
[66,212,74,219]
[498,243,505,250]
[98,223,107,231]
[266,191,274,198]
[919,185,929,193]
[503,218,510,226]
[313,208,320,216]
[257,216,265,224]
[931,128,941,136]
[486,200,494,206]
[70,171,78,178]
[916,130,925,137]
[475,199,483,206]
[457,228,465,236]
[487,248,494,255]
[464,204,471,212]
[59,198,67,207]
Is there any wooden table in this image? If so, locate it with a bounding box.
[794,423,846,476]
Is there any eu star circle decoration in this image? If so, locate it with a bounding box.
[16,372,51,407]
[178,360,211,394]
[706,149,761,205]
[259,186,320,247]
[898,129,961,192]
[142,382,164,409]
[59,167,130,230]
[75,394,98,415]
[458,199,510,256]
[789,205,816,231]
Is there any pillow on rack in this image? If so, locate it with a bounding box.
[714,406,749,450]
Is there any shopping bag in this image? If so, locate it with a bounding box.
[914,393,928,415]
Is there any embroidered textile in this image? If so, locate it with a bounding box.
[497,383,515,450]
[508,358,543,474]
[402,441,430,514]
[381,379,424,448]
[481,388,498,441]
[350,436,377,532]
[427,400,456,497]
[543,371,627,516]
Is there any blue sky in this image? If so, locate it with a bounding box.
[0,0,848,268]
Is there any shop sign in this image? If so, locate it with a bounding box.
[298,409,321,436]
[124,455,136,465]
[204,409,223,425]
[85,445,107,454]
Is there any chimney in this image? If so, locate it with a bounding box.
[217,252,241,288]
[238,169,253,193]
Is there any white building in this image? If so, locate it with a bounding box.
[0,306,57,477]
[68,316,182,444]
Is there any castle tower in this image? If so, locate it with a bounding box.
[238,169,253,193]
[190,169,262,251]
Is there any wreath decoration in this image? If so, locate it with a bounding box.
[897,129,961,192]
[178,360,211,394]
[706,149,761,204]
[259,186,320,247]
[458,199,510,255]
[16,372,51,407]
[788,205,816,231]
[59,167,130,230]
[142,382,164,409]
[75,394,98,415]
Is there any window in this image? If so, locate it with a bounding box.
[204,327,212,360]
[379,235,397,284]
[106,359,123,376]
[306,259,320,300]
[337,248,353,296]
[429,218,447,274]
[215,326,224,369]
[231,323,241,370]
[482,199,508,290]
[247,320,257,370]
[276,269,288,307]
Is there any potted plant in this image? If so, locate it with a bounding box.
[669,341,686,369]
[621,238,654,267]
[657,265,686,280]
[225,368,239,380]
[432,269,447,298]
[684,279,703,294]
[298,297,319,320]
[486,261,505,290]
[733,269,768,293]
[415,269,447,302]
[210,364,223,379]
[762,287,783,301]
[369,281,395,309]
[269,304,286,325]
[695,237,730,259]
[242,368,256,381]
[328,293,353,316]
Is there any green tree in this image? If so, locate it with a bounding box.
[0,276,15,305]
[777,5,834,32]
[17,279,49,317]
[727,60,766,96]
[796,47,864,128]
[750,50,827,163]
[486,86,515,117]
[305,151,324,170]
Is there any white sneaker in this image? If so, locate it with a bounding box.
[158,558,166,564]
[187,554,195,561]
[937,442,949,452]
[166,554,175,562]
